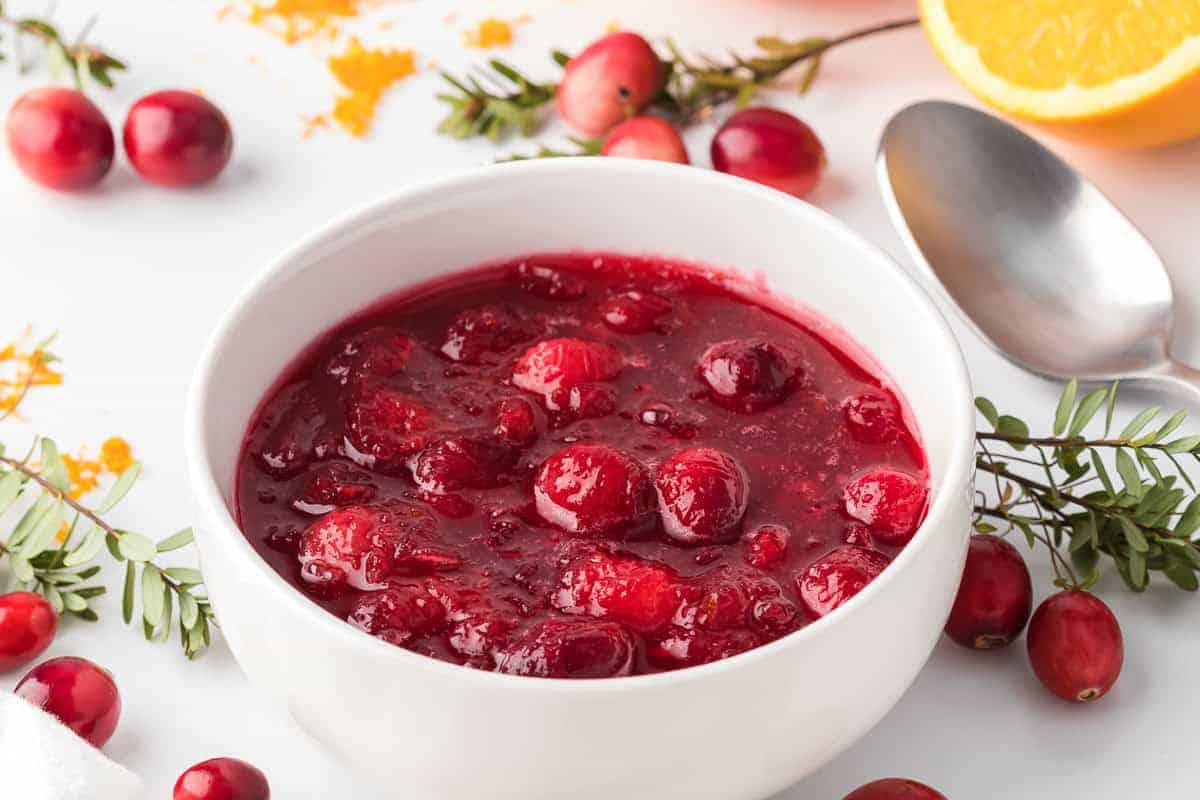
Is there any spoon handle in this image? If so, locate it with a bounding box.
[1138,360,1200,405]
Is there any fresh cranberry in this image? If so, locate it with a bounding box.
[599,289,672,334]
[744,525,789,569]
[513,338,623,402]
[512,262,587,300]
[655,447,749,544]
[0,592,57,673]
[842,468,927,545]
[1027,590,1123,702]
[842,778,947,800]
[439,306,531,364]
[123,90,232,187]
[173,757,270,800]
[797,545,890,618]
[843,390,905,444]
[293,463,377,513]
[5,87,114,190]
[697,339,801,413]
[409,435,517,494]
[556,32,664,135]
[254,383,329,479]
[495,619,635,678]
[944,534,1032,650]
[600,116,689,164]
[343,379,433,473]
[298,505,398,590]
[14,657,120,748]
[323,327,414,386]
[534,444,655,537]
[553,550,681,632]
[648,628,758,669]
[711,107,825,198]
[494,397,538,445]
[347,584,445,645]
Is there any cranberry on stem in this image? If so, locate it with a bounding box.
[711,106,825,199]
[14,656,121,748]
[0,591,57,673]
[944,534,1033,650]
[123,90,232,187]
[1027,589,1123,702]
[5,87,114,190]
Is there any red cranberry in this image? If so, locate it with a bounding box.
[495,619,635,678]
[534,444,655,537]
[409,435,517,494]
[512,262,587,300]
[677,577,750,630]
[15,657,120,748]
[174,757,270,800]
[553,550,681,632]
[599,289,672,334]
[347,584,445,645]
[513,338,623,402]
[494,397,538,445]
[254,383,329,479]
[343,379,433,473]
[298,505,397,590]
[323,326,414,386]
[430,583,517,660]
[439,306,530,364]
[600,116,689,164]
[843,390,905,445]
[648,627,758,669]
[293,463,377,513]
[843,778,947,800]
[1027,590,1123,702]
[751,596,797,632]
[711,107,826,198]
[697,338,801,413]
[797,545,890,618]
[944,534,1032,650]
[5,87,114,190]
[556,32,664,135]
[655,447,749,544]
[0,592,57,673]
[842,468,928,545]
[123,90,232,187]
[546,383,618,422]
[744,525,789,569]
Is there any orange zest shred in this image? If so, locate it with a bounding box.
[464,18,515,49]
[61,437,134,501]
[0,331,63,419]
[244,0,362,44]
[605,19,621,34]
[326,37,418,137]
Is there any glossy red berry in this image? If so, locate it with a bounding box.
[553,550,680,632]
[298,505,397,590]
[409,435,517,494]
[5,87,114,190]
[534,444,655,537]
[601,116,689,164]
[843,778,948,800]
[655,447,749,544]
[347,584,445,645]
[0,591,57,673]
[513,338,623,401]
[842,468,928,545]
[797,545,890,618]
[697,338,802,413]
[711,107,826,198]
[123,90,232,186]
[556,32,664,135]
[343,379,433,473]
[1027,590,1123,702]
[744,525,789,569]
[293,462,377,513]
[495,619,635,678]
[14,657,121,748]
[174,757,270,800]
[944,534,1032,650]
[439,306,530,364]
[598,289,672,334]
[843,390,905,445]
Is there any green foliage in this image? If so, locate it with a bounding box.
[436,58,559,141]
[0,12,125,90]
[975,381,1200,594]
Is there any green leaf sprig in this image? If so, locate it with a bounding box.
[0,4,125,89]
[435,17,919,146]
[975,379,1200,594]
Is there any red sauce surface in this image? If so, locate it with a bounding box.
[236,253,929,678]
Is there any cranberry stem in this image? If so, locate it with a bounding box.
[978,430,1188,453]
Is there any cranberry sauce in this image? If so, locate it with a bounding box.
[236,253,929,678]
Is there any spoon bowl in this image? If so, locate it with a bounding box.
[877,100,1200,397]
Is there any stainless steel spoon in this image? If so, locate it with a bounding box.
[876,100,1200,400]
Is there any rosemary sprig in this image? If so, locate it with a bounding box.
[498,136,602,162]
[435,18,920,143]
[974,379,1200,594]
[0,5,125,89]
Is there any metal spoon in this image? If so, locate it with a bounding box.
[876,100,1200,401]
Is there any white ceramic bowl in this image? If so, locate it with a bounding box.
[185,159,974,800]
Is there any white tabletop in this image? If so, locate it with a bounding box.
[3,0,1199,797]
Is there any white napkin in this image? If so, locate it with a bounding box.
[0,691,143,800]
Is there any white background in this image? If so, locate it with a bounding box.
[3,0,1199,797]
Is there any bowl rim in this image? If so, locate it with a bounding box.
[184,157,974,693]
